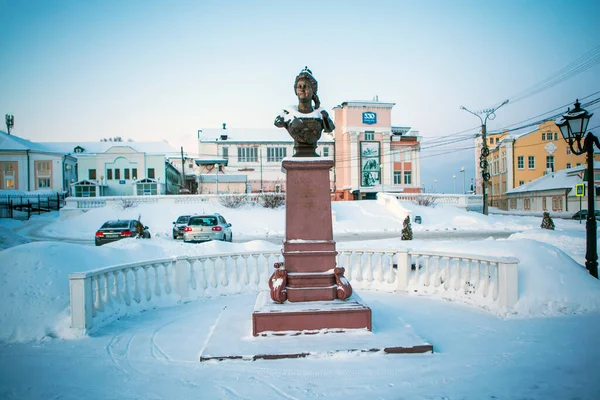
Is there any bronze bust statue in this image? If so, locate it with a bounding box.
[274,67,335,157]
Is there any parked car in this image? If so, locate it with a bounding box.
[571,210,600,220]
[183,213,232,243]
[172,215,191,239]
[95,219,151,246]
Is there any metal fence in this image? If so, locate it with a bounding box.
[0,192,67,220]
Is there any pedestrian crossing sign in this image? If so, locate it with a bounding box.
[575,183,585,197]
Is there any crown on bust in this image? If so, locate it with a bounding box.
[300,66,313,75]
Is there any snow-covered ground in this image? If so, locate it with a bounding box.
[1,199,599,399]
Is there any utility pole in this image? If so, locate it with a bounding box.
[180,146,185,192]
[260,148,263,192]
[460,100,509,215]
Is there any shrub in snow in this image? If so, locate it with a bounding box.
[117,198,137,209]
[541,211,555,230]
[402,215,413,240]
[219,194,246,209]
[412,195,437,207]
[259,193,285,209]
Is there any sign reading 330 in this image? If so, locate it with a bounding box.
[362,112,377,125]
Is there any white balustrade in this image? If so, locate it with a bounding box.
[69,248,518,332]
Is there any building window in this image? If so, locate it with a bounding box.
[524,198,531,210]
[222,147,229,160]
[519,180,524,186]
[89,169,97,180]
[542,197,547,211]
[323,147,329,157]
[360,142,380,187]
[238,147,258,162]
[132,168,138,180]
[528,156,535,169]
[124,169,130,180]
[566,148,572,155]
[107,169,113,180]
[404,171,412,185]
[394,171,401,184]
[577,163,581,167]
[188,163,193,169]
[566,163,572,169]
[115,169,121,180]
[267,147,287,162]
[554,132,558,140]
[37,178,51,188]
[393,151,401,162]
[552,196,563,212]
[595,172,600,181]
[546,156,554,172]
[542,133,546,141]
[148,168,155,179]
[509,198,517,209]
[364,131,374,141]
[517,156,524,169]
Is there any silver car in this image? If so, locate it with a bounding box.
[183,213,232,243]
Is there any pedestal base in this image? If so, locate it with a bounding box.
[252,291,372,336]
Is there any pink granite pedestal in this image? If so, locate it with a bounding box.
[252,158,372,336]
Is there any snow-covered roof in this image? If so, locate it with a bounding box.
[506,165,591,195]
[38,141,180,155]
[339,100,395,108]
[199,128,334,144]
[0,131,61,153]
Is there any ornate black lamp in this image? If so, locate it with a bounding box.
[556,100,598,278]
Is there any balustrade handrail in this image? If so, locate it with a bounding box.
[68,247,519,332]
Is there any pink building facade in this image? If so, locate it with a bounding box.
[333,100,422,200]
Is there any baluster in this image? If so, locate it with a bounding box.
[132,267,141,304]
[162,262,172,295]
[142,266,152,301]
[187,259,197,291]
[354,251,363,282]
[112,271,121,303]
[492,262,500,301]
[152,264,161,297]
[365,252,374,282]
[454,258,462,291]
[103,272,112,307]
[472,260,481,294]
[241,255,250,285]
[386,252,395,283]
[122,270,131,306]
[423,256,431,287]
[92,276,102,315]
[409,255,417,285]
[443,257,451,291]
[482,262,490,298]
[376,252,385,282]
[252,255,261,286]
[433,256,442,288]
[264,254,273,280]
[345,252,352,281]
[198,258,208,290]
[220,256,229,287]
[464,259,472,294]
[210,257,218,288]
[231,255,240,288]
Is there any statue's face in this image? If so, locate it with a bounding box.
[295,78,313,101]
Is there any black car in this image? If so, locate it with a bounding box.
[571,210,600,221]
[172,215,191,239]
[95,219,151,246]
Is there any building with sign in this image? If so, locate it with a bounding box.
[477,120,599,210]
[332,100,422,200]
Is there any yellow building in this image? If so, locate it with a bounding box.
[477,120,598,210]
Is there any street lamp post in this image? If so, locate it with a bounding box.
[460,166,466,194]
[556,99,598,279]
[434,179,438,193]
[214,163,219,194]
[460,100,509,215]
[452,174,456,194]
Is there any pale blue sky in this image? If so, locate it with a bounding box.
[1,0,599,192]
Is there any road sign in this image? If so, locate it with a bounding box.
[575,183,585,197]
